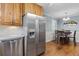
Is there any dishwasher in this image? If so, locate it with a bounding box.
[0,37,23,56]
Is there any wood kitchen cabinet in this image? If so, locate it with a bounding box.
[40,7,43,16]
[0,3,43,26]
[24,3,43,16]
[24,4,34,14]
[0,3,23,26]
[34,4,43,16]
[2,4,14,25]
[0,4,1,24]
[13,4,23,26]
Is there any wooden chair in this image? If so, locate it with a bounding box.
[55,30,59,43]
[55,30,71,45]
[58,31,66,45]
[55,30,65,44]
[55,30,58,43]
[68,30,76,46]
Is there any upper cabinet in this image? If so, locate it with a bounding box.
[0,3,43,26]
[0,4,1,24]
[24,3,43,16]
[13,4,23,26]
[2,4,14,25]
[0,3,23,26]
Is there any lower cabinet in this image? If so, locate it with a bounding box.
[0,37,23,56]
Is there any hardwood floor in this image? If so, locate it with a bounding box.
[43,41,79,56]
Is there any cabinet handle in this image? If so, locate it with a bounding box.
[10,40,15,56]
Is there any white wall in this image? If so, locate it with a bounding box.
[46,18,57,42]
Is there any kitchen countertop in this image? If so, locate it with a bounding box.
[0,25,27,41]
[0,35,25,41]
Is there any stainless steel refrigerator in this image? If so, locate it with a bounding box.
[23,13,46,56]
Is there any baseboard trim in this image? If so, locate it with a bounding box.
[47,40,79,45]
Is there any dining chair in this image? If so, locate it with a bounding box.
[58,31,66,45]
[55,30,59,43]
[55,30,65,44]
[68,30,76,46]
[55,30,71,45]
[55,30,60,44]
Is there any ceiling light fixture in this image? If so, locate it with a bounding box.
[63,12,77,25]
[63,12,70,21]
[63,17,70,21]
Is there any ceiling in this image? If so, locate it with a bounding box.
[38,3,79,19]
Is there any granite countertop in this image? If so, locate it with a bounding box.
[0,25,27,41]
[0,34,25,41]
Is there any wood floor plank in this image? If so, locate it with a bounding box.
[43,41,79,56]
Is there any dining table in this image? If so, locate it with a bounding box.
[56,30,71,45]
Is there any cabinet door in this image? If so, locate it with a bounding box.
[40,7,43,16]
[24,4,43,16]
[36,5,43,16]
[25,4,33,13]
[0,4,1,24]
[2,4,13,25]
[13,4,22,26]
[30,4,35,14]
[24,4,29,14]
[35,5,40,16]
[32,4,37,15]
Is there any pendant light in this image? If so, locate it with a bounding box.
[63,12,70,21]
